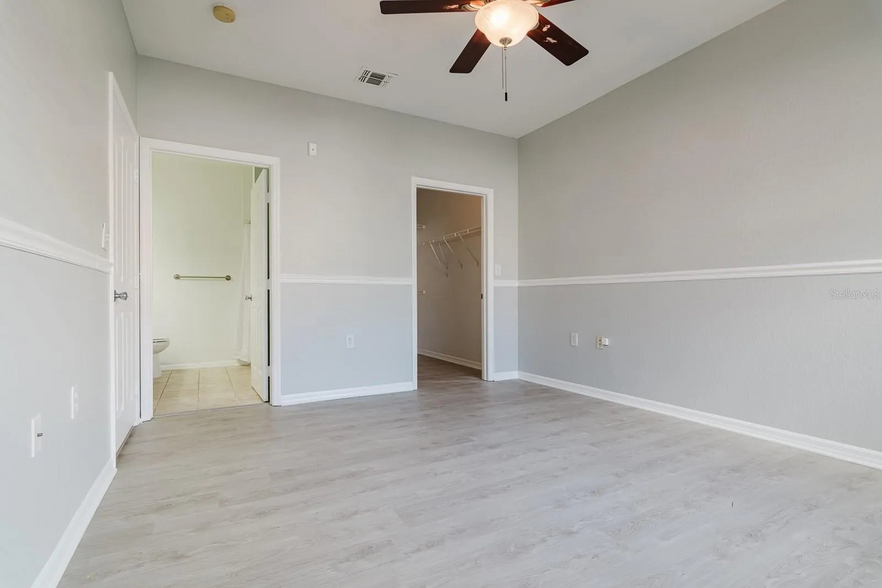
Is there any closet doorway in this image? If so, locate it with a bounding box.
[411,178,495,387]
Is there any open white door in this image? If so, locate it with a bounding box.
[249,169,269,401]
[111,78,140,451]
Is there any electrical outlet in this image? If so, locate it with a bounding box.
[570,332,579,347]
[308,142,318,156]
[346,334,355,349]
[596,336,610,350]
[31,414,42,457]
[70,385,79,420]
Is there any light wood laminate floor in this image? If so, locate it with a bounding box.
[62,358,882,587]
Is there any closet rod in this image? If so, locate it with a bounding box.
[421,225,481,247]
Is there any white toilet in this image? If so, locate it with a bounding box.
[152,338,170,378]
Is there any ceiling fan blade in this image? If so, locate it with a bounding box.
[536,0,577,6]
[380,1,476,14]
[527,13,589,66]
[450,29,491,74]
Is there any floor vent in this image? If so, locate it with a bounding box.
[357,68,397,87]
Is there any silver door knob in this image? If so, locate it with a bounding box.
[114,291,128,301]
[245,295,252,301]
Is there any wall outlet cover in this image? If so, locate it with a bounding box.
[346,334,355,349]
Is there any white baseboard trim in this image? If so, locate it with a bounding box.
[162,360,241,370]
[418,349,482,370]
[278,381,415,406]
[493,371,521,381]
[519,372,882,472]
[32,460,116,588]
[0,216,112,274]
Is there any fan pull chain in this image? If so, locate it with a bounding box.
[502,45,508,102]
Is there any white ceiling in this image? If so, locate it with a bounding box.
[122,0,785,138]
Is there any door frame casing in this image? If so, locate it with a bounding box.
[139,139,283,420]
[108,72,139,465]
[411,177,495,385]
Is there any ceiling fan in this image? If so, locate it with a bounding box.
[378,0,589,79]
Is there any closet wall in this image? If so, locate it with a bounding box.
[417,189,483,368]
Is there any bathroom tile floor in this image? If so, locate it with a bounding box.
[153,366,263,416]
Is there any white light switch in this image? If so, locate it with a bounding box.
[346,334,355,349]
[308,142,318,156]
[570,333,579,347]
[31,414,42,457]
[71,385,79,420]
[101,223,109,251]
[495,264,502,277]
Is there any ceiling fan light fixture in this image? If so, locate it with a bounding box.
[474,0,539,47]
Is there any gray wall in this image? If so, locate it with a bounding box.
[281,285,413,391]
[518,0,882,450]
[137,57,519,395]
[417,189,483,366]
[0,1,138,586]
[0,1,137,254]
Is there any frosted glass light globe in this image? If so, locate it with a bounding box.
[474,0,539,48]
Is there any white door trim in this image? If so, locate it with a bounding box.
[108,72,139,464]
[139,138,283,419]
[411,177,495,385]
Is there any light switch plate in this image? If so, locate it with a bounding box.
[346,334,355,349]
[570,332,579,347]
[494,264,502,277]
[31,414,42,457]
[71,385,79,420]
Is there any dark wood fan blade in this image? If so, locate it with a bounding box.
[537,0,577,6]
[450,29,491,74]
[380,1,474,14]
[527,13,589,66]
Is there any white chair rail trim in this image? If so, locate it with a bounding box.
[517,259,882,287]
[0,216,112,274]
[280,274,413,286]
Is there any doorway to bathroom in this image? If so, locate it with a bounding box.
[139,140,282,421]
